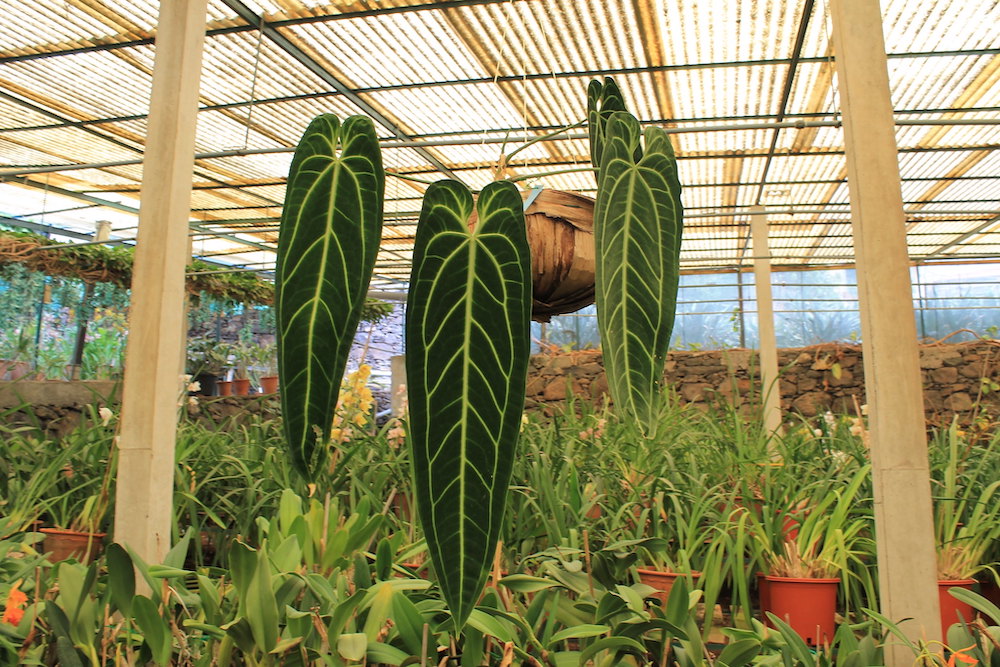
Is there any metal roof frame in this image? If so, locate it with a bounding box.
[0,0,997,286]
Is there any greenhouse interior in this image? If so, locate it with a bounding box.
[1,0,999,664]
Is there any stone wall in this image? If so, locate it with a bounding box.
[525,341,1000,424]
[0,381,280,437]
[4,341,998,435]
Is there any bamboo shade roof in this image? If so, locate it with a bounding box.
[0,0,997,289]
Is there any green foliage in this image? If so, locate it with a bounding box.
[276,113,384,477]
[590,80,684,436]
[3,400,1000,664]
[405,179,532,631]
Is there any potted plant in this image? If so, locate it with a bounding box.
[753,465,873,646]
[186,336,231,396]
[630,482,729,620]
[933,424,1000,633]
[255,342,279,393]
[229,341,257,396]
[38,419,118,563]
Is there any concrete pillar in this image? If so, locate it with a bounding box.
[829,0,941,656]
[114,0,208,565]
[750,206,782,440]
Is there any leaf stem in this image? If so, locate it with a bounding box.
[504,119,587,163]
[507,166,597,183]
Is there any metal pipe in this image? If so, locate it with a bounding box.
[3,119,997,178]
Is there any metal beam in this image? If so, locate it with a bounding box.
[0,0,523,65]
[923,213,1000,260]
[218,0,460,181]
[3,122,997,178]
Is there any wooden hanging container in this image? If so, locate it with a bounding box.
[470,188,596,322]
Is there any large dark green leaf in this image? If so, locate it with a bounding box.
[405,179,531,631]
[587,77,631,175]
[276,114,384,476]
[594,110,683,435]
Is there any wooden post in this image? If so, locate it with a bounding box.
[114,0,208,565]
[750,206,782,439]
[829,0,941,655]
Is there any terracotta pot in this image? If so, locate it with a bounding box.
[259,375,279,393]
[939,579,977,632]
[637,568,700,605]
[40,528,106,563]
[217,380,232,396]
[232,378,250,395]
[764,575,839,645]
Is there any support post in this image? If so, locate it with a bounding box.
[829,0,941,656]
[114,0,208,565]
[749,206,782,439]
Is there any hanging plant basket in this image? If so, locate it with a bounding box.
[470,189,595,322]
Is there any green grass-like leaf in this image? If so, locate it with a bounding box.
[405,179,531,631]
[593,109,683,435]
[276,114,384,476]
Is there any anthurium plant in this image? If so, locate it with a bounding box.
[276,78,683,634]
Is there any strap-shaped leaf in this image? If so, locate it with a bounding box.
[276,114,384,476]
[594,111,683,435]
[405,179,531,631]
[587,77,629,175]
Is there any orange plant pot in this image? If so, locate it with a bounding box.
[259,375,279,393]
[764,576,839,645]
[939,579,977,633]
[40,528,106,563]
[232,378,251,395]
[637,568,700,605]
[217,380,232,396]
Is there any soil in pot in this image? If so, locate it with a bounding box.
[40,528,106,563]
[939,579,978,633]
[637,569,700,605]
[764,575,839,645]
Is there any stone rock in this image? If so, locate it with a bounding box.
[721,349,753,371]
[828,367,854,387]
[919,349,947,369]
[798,377,818,393]
[576,363,603,376]
[525,376,547,396]
[943,392,973,412]
[680,382,713,402]
[590,374,609,399]
[543,378,569,401]
[792,391,832,417]
[930,367,959,384]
